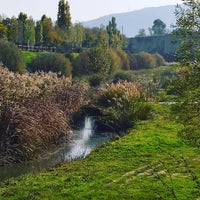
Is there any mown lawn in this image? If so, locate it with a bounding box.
[0,104,200,200]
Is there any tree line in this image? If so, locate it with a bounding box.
[0,0,125,52]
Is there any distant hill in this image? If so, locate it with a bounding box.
[82,5,178,38]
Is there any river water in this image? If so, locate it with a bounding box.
[0,117,111,181]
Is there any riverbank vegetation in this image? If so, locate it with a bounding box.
[0,0,199,198]
[0,104,200,199]
[0,67,87,165]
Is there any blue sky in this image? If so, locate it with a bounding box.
[1,0,182,22]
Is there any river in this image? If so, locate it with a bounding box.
[0,117,111,182]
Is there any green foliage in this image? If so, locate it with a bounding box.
[113,70,133,83]
[57,0,71,30]
[28,52,72,76]
[2,17,19,43]
[152,19,166,35]
[0,23,7,39]
[21,51,37,65]
[128,52,166,70]
[35,21,43,45]
[153,53,166,67]
[171,0,200,146]
[17,12,27,45]
[93,81,152,132]
[0,39,26,73]
[73,48,130,78]
[24,17,35,46]
[106,17,122,48]
[41,15,57,46]
[1,105,200,199]
[88,74,103,87]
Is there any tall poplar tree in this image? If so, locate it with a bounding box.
[35,21,43,45]
[18,12,27,44]
[106,17,122,49]
[57,0,72,30]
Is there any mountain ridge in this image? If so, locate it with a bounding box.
[82,5,178,37]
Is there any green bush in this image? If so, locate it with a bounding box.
[128,52,166,70]
[88,74,103,87]
[93,81,152,132]
[115,49,130,70]
[138,52,156,69]
[28,52,72,76]
[0,39,26,74]
[153,53,166,67]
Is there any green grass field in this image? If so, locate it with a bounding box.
[0,104,199,200]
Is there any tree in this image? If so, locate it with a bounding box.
[57,0,72,30]
[152,19,166,35]
[35,21,43,45]
[24,17,35,46]
[0,40,26,73]
[172,0,200,146]
[2,17,19,43]
[0,23,7,39]
[18,12,27,44]
[41,15,57,46]
[136,29,146,37]
[106,17,122,48]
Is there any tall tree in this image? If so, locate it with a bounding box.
[35,21,43,46]
[57,0,72,30]
[24,17,35,46]
[41,15,57,46]
[152,19,166,35]
[106,17,122,48]
[18,12,27,44]
[2,17,19,43]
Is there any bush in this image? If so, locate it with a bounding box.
[115,49,130,70]
[0,39,26,74]
[0,67,87,165]
[138,52,156,69]
[113,71,133,83]
[153,53,166,67]
[93,81,152,132]
[28,52,72,76]
[88,74,103,87]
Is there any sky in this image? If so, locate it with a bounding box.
[0,0,183,22]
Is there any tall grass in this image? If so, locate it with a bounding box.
[0,66,87,165]
[93,81,152,132]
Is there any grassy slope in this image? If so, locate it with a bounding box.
[0,104,200,200]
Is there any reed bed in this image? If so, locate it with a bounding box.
[0,66,87,165]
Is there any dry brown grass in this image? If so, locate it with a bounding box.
[0,66,88,165]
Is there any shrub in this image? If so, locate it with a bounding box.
[93,81,152,132]
[128,53,138,70]
[0,67,87,165]
[88,74,103,87]
[153,53,166,67]
[113,71,133,83]
[115,49,130,70]
[0,39,26,73]
[28,52,72,76]
[138,52,156,69]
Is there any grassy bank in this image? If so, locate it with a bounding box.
[0,104,200,199]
